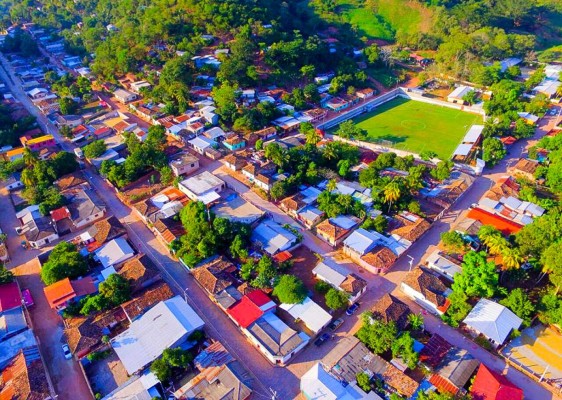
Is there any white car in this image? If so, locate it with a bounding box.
[62,344,72,360]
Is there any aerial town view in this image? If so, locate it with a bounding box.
[0,1,561,399]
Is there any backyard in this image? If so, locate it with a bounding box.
[345,97,482,159]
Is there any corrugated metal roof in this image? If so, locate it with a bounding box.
[463,299,522,344]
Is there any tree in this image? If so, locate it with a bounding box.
[356,372,371,392]
[364,44,381,65]
[0,264,14,284]
[99,274,131,306]
[452,251,499,298]
[255,139,264,151]
[146,125,167,150]
[264,143,287,167]
[252,256,277,288]
[407,313,424,331]
[482,137,506,166]
[361,215,388,233]
[336,120,363,139]
[273,275,307,304]
[41,242,88,285]
[241,258,257,281]
[301,122,320,145]
[356,315,397,354]
[383,181,401,212]
[59,97,78,115]
[500,288,535,326]
[159,166,174,186]
[391,332,419,369]
[500,247,523,271]
[513,119,534,139]
[212,82,239,123]
[150,347,193,383]
[229,234,248,260]
[150,358,172,382]
[440,231,466,253]
[325,288,349,310]
[23,148,39,167]
[430,161,453,181]
[442,290,472,327]
[83,140,107,158]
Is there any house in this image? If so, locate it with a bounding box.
[169,153,199,177]
[508,158,539,182]
[94,237,135,269]
[179,171,225,205]
[212,192,265,224]
[81,216,127,250]
[248,126,277,143]
[302,108,328,123]
[26,87,49,100]
[322,336,419,399]
[174,341,252,400]
[4,147,24,162]
[425,250,462,281]
[204,126,227,141]
[120,281,174,322]
[0,283,27,341]
[20,134,56,151]
[400,267,451,315]
[188,136,215,155]
[317,216,361,246]
[356,88,375,99]
[447,85,475,104]
[463,299,523,347]
[191,256,242,308]
[129,80,152,93]
[227,291,276,329]
[64,188,106,231]
[297,206,324,229]
[118,255,161,293]
[273,116,301,132]
[390,213,431,244]
[325,97,349,112]
[517,111,539,125]
[223,135,246,151]
[312,262,367,303]
[54,171,88,191]
[280,297,332,335]
[244,312,308,366]
[251,220,299,255]
[452,125,484,163]
[223,153,247,171]
[532,65,562,98]
[470,364,523,400]
[370,293,410,331]
[359,246,398,274]
[419,334,452,370]
[18,206,59,249]
[428,347,479,395]
[113,88,137,104]
[254,173,274,192]
[111,296,205,374]
[43,277,97,310]
[300,362,380,400]
[0,350,51,400]
[55,114,84,128]
[102,371,160,400]
[466,207,523,235]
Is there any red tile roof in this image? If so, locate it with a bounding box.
[466,208,522,235]
[471,364,523,400]
[245,290,273,308]
[227,296,264,328]
[50,206,71,222]
[272,251,292,263]
[0,282,21,312]
[429,373,459,395]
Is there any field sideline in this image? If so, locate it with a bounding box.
[348,97,482,159]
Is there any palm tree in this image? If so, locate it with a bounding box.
[305,128,321,145]
[501,247,523,271]
[407,313,424,331]
[477,225,502,243]
[22,148,39,167]
[20,168,36,187]
[485,235,508,256]
[326,179,337,192]
[384,181,401,213]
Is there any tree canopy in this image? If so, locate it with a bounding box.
[273,275,307,304]
[41,242,88,285]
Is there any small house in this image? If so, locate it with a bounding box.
[463,299,522,347]
[169,153,199,177]
[113,88,137,104]
[178,171,225,205]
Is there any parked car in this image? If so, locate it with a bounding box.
[314,333,331,347]
[329,318,344,331]
[21,289,34,307]
[62,344,72,360]
[346,303,360,316]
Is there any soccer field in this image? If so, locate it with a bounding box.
[348,97,482,159]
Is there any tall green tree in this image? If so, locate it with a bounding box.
[452,251,499,297]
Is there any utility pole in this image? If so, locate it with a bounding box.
[407,255,414,272]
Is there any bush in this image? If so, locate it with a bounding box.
[273,275,307,304]
[325,288,349,310]
[314,280,331,294]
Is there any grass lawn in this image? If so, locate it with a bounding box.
[345,97,482,159]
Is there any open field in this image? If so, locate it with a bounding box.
[335,0,434,41]
[344,97,482,158]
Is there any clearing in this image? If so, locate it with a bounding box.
[344,97,482,159]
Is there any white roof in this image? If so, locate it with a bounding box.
[463,298,522,344]
[425,250,462,280]
[114,88,134,97]
[180,171,225,195]
[111,296,205,374]
[448,85,473,99]
[313,262,348,287]
[189,136,214,149]
[95,237,134,268]
[463,125,484,143]
[335,182,356,196]
[204,126,226,140]
[534,79,561,96]
[330,216,358,230]
[300,186,322,204]
[545,64,562,80]
[343,228,379,255]
[101,267,117,280]
[273,116,300,128]
[517,112,539,123]
[280,297,332,334]
[300,363,355,400]
[27,87,47,96]
[499,57,521,72]
[251,220,297,255]
[102,371,157,400]
[298,206,323,222]
[453,143,473,157]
